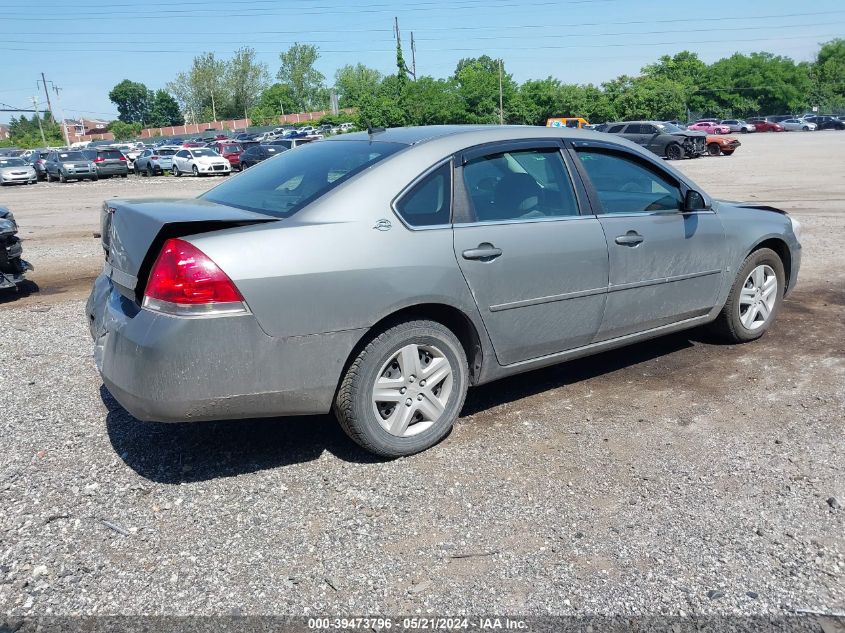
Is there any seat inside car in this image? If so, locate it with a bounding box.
[486,171,543,221]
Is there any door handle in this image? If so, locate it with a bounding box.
[615,232,644,246]
[462,243,503,261]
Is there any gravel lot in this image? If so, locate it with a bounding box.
[0,132,842,620]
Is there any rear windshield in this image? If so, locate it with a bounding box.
[100,150,124,159]
[158,149,176,156]
[201,140,405,218]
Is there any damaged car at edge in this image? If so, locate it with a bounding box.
[0,207,34,292]
[599,121,707,160]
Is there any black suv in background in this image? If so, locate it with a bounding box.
[599,121,706,160]
[803,115,845,130]
[81,148,129,178]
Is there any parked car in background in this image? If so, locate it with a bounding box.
[81,148,129,178]
[86,125,802,456]
[0,157,37,186]
[209,141,245,171]
[134,147,178,176]
[267,138,315,150]
[337,122,354,132]
[781,119,817,131]
[299,125,316,136]
[747,118,785,132]
[688,121,731,134]
[171,147,231,177]
[803,115,845,130]
[44,150,98,182]
[705,135,741,156]
[238,143,283,168]
[27,150,51,180]
[720,120,756,133]
[601,121,706,159]
[663,120,688,129]
[766,115,795,123]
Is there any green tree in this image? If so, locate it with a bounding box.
[147,90,184,127]
[108,120,143,140]
[810,39,845,112]
[334,63,382,108]
[108,79,152,124]
[277,43,327,111]
[226,46,270,119]
[453,55,519,123]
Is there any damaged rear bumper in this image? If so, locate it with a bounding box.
[85,272,365,422]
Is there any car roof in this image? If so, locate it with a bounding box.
[323,124,625,148]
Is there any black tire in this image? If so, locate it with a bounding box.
[741,127,748,133]
[46,171,54,182]
[707,142,721,156]
[334,320,469,457]
[91,176,98,182]
[173,165,181,177]
[192,165,199,177]
[147,165,155,177]
[665,143,684,160]
[59,171,67,183]
[710,247,785,343]
[803,126,809,131]
[121,173,128,178]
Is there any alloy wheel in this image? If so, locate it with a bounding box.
[371,343,454,438]
[738,264,778,330]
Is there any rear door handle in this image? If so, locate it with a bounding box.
[615,232,644,246]
[462,243,503,261]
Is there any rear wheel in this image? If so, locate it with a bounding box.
[147,165,155,177]
[707,142,722,156]
[665,143,684,160]
[710,248,785,343]
[334,320,469,457]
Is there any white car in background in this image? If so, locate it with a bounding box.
[781,118,817,132]
[171,147,231,177]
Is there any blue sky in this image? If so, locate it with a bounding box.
[2,0,843,125]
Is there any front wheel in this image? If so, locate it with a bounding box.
[710,248,785,343]
[334,320,469,457]
[665,143,684,160]
[173,164,181,177]
[803,126,810,131]
[192,165,199,177]
[707,143,721,156]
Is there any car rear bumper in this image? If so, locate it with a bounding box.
[85,273,364,422]
[96,164,129,175]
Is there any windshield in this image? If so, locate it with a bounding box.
[656,123,683,133]
[201,140,405,218]
[0,158,26,167]
[222,145,241,153]
[191,149,216,157]
[58,152,86,160]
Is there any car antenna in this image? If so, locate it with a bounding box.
[365,120,386,135]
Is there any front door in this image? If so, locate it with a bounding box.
[572,146,726,340]
[452,142,609,366]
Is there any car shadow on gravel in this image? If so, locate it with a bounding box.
[102,386,384,484]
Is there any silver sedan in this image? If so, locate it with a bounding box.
[0,157,37,185]
[87,126,802,456]
[781,119,817,131]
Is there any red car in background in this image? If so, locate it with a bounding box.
[209,141,244,171]
[748,118,785,132]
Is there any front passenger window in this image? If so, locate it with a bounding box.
[577,150,683,214]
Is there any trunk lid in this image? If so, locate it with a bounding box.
[101,197,276,295]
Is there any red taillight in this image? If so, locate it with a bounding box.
[119,155,127,161]
[93,156,105,163]
[150,155,159,160]
[143,239,245,314]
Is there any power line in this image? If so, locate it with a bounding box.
[1,19,839,45]
[0,32,835,55]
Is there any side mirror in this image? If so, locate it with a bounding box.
[684,189,707,212]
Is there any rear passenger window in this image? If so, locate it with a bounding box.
[395,163,451,227]
[608,124,625,133]
[462,148,579,222]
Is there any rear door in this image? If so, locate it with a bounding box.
[451,140,609,365]
[571,142,726,340]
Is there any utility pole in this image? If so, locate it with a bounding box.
[40,72,54,119]
[410,31,417,80]
[32,96,47,145]
[52,85,71,147]
[498,59,504,125]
